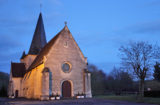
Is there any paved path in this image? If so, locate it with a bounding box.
[0,98,158,105]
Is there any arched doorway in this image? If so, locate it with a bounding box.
[15,90,18,98]
[62,81,71,97]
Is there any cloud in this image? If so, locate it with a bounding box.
[0,0,9,6]
[48,0,63,6]
[91,61,121,73]
[75,31,127,49]
[0,17,33,27]
[148,0,160,6]
[0,51,21,61]
[127,21,160,34]
[0,35,23,52]
[0,51,21,73]
[0,34,23,73]
[0,62,10,73]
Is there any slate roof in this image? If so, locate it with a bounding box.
[11,63,26,77]
[20,51,26,59]
[28,25,70,71]
[28,13,47,55]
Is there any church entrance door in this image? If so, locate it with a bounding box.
[62,81,71,97]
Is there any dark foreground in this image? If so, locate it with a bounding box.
[0,98,158,105]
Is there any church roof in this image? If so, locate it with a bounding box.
[28,25,69,71]
[28,13,47,55]
[11,63,26,77]
[20,51,26,59]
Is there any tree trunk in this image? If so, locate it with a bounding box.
[139,79,144,100]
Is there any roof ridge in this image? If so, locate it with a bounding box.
[27,26,67,71]
[11,62,25,64]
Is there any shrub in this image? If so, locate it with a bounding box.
[144,91,160,97]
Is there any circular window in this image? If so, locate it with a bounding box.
[62,63,71,73]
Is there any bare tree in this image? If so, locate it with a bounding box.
[119,41,156,98]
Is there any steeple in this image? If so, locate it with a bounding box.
[20,51,26,59]
[28,13,47,55]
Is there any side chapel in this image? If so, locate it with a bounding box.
[8,13,92,100]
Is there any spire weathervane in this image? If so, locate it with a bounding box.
[40,2,42,12]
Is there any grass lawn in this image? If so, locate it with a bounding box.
[94,95,160,104]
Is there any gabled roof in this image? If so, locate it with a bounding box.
[28,13,47,55]
[28,25,69,71]
[11,63,26,77]
[28,25,85,71]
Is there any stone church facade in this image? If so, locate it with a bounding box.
[8,13,92,100]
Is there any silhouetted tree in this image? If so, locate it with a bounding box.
[145,80,160,91]
[106,67,134,95]
[119,41,157,99]
[88,64,106,96]
[153,62,160,82]
[0,86,7,97]
[0,71,9,97]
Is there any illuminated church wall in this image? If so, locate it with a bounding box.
[8,13,92,100]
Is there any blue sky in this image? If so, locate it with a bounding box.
[0,0,160,73]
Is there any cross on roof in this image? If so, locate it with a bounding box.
[65,21,67,26]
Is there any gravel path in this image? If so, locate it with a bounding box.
[0,98,158,105]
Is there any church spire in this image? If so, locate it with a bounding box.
[28,13,47,55]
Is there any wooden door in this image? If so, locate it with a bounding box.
[62,81,71,97]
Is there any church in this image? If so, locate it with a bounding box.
[8,13,92,100]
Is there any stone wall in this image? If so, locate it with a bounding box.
[20,27,92,99]
[84,72,92,98]
[21,64,44,99]
[21,55,37,70]
[11,78,22,97]
[41,70,50,100]
[44,30,88,97]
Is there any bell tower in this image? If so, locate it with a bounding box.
[21,13,47,70]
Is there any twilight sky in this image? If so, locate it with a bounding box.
[0,0,160,74]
